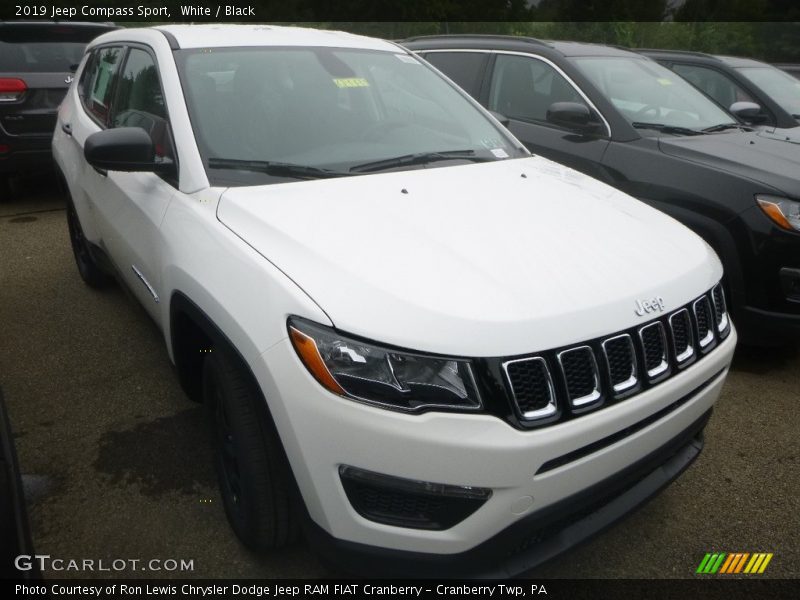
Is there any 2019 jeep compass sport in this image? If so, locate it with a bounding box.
[52,25,736,577]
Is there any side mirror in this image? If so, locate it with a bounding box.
[729,101,768,123]
[546,102,602,133]
[84,127,173,173]
[489,110,511,128]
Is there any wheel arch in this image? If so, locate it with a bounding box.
[169,291,259,404]
[644,200,747,315]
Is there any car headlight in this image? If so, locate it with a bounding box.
[287,318,482,412]
[756,194,800,232]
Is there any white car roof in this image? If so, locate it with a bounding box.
[151,24,400,51]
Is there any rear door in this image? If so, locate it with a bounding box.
[80,45,177,323]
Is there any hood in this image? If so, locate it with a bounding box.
[218,157,721,357]
[659,130,800,198]
[756,126,800,145]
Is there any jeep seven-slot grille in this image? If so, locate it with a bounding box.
[502,285,729,426]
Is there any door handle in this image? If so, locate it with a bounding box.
[61,122,72,136]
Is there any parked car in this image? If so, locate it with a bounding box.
[0,20,117,196]
[639,50,800,128]
[773,63,800,81]
[0,387,38,580]
[404,35,800,346]
[53,25,736,576]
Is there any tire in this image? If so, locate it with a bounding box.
[0,174,11,200]
[66,200,112,288]
[203,347,296,550]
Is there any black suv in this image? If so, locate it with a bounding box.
[0,21,117,195]
[403,35,800,345]
[639,50,800,129]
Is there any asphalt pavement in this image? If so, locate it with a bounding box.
[0,174,797,579]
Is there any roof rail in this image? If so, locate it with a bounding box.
[634,48,717,60]
[402,34,550,48]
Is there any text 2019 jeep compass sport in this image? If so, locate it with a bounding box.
[52,25,736,576]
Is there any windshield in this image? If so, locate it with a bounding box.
[571,56,734,133]
[736,66,800,119]
[176,47,525,185]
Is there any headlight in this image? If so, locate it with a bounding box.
[756,194,800,232]
[287,318,482,412]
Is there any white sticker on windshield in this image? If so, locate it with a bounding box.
[395,54,420,64]
[491,148,509,158]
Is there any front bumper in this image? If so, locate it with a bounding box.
[734,304,800,345]
[255,327,736,564]
[306,407,710,577]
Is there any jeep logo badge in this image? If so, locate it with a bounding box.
[635,296,666,316]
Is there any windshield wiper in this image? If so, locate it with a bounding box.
[350,150,493,173]
[631,122,707,136]
[208,158,349,179]
[702,122,751,133]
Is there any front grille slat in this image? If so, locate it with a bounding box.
[503,357,556,420]
[502,284,727,426]
[639,322,670,380]
[602,334,637,394]
[711,283,730,337]
[558,346,601,408]
[669,308,695,365]
[693,296,715,351]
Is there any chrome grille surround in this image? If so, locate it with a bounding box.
[501,356,557,420]
[557,346,602,408]
[693,296,715,350]
[601,334,638,394]
[711,283,730,337]
[669,308,695,365]
[501,284,729,425]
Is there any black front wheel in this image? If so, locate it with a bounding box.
[66,200,111,288]
[203,347,296,551]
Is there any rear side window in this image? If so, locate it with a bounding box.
[423,52,488,97]
[670,63,755,111]
[111,48,173,160]
[81,46,122,126]
[488,54,585,125]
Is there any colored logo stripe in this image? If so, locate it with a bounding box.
[697,552,773,574]
[697,552,726,573]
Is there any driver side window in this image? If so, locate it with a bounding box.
[489,54,585,125]
[111,47,174,161]
[671,63,755,111]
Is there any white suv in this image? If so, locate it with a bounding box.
[53,25,736,576]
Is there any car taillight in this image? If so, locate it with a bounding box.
[0,78,27,102]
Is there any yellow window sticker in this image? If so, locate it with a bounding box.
[333,78,370,88]
[657,78,673,86]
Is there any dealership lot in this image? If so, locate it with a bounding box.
[1,176,798,579]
